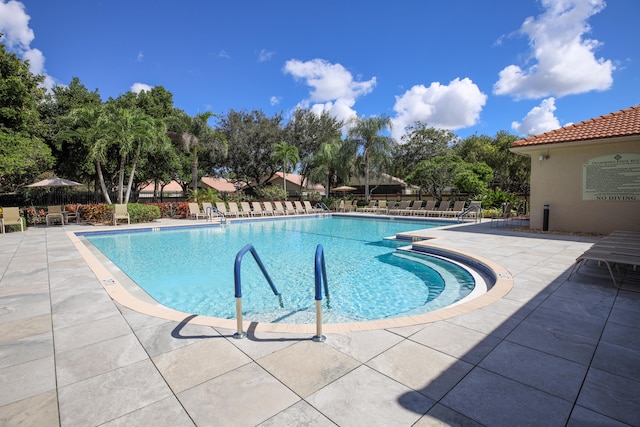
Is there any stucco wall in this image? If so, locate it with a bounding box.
[512,136,640,234]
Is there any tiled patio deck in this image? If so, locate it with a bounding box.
[1,218,639,426]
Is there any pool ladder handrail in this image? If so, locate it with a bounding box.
[206,206,227,224]
[233,244,283,339]
[313,244,330,342]
[458,205,482,223]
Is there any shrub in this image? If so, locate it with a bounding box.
[82,204,111,223]
[127,203,161,223]
[481,189,517,209]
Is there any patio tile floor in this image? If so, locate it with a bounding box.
[1,218,639,426]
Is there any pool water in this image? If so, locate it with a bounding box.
[84,216,476,323]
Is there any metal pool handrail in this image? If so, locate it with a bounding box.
[313,244,329,342]
[233,243,283,338]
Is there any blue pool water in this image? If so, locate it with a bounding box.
[83,216,476,323]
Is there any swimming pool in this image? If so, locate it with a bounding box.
[82,216,478,323]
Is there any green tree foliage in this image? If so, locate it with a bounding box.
[284,108,343,185]
[271,141,299,198]
[0,38,54,190]
[41,77,102,183]
[114,88,181,201]
[308,137,355,195]
[167,110,227,194]
[346,115,393,201]
[392,122,458,179]
[217,109,285,192]
[454,131,530,193]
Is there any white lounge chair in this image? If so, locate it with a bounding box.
[114,204,130,225]
[188,203,207,220]
[1,207,24,233]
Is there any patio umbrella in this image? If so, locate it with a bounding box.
[27,177,83,188]
[332,185,356,192]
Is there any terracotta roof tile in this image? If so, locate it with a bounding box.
[512,104,640,147]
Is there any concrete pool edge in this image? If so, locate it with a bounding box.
[67,221,513,334]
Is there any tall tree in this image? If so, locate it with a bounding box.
[217,109,284,192]
[307,137,355,195]
[65,105,113,202]
[284,108,343,186]
[346,115,393,201]
[392,122,457,179]
[0,36,54,190]
[167,111,227,195]
[271,141,299,199]
[454,131,530,193]
[42,77,102,183]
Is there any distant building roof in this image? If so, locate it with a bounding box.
[268,172,324,192]
[138,180,183,192]
[200,177,243,193]
[512,104,640,148]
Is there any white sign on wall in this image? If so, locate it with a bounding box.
[583,153,640,201]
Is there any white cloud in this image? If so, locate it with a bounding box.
[0,0,33,50]
[258,49,275,62]
[283,58,376,123]
[0,0,56,91]
[270,95,281,106]
[218,50,230,59]
[136,51,144,62]
[131,82,153,93]
[390,78,487,142]
[494,0,614,99]
[512,97,562,135]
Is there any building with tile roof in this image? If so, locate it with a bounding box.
[511,105,640,233]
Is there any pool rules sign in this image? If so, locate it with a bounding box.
[583,153,640,201]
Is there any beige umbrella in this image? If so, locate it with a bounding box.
[332,185,356,192]
[27,177,82,188]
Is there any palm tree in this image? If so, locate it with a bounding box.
[101,104,166,203]
[271,141,300,199]
[308,137,354,195]
[64,105,113,204]
[347,115,393,201]
[168,111,227,196]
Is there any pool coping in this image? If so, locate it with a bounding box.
[67,215,513,334]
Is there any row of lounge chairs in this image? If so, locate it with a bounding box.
[350,200,481,218]
[190,201,324,220]
[569,230,640,291]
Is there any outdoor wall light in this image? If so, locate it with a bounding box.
[539,153,550,161]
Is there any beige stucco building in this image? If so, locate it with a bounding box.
[510,105,640,234]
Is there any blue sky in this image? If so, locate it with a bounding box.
[2,0,638,141]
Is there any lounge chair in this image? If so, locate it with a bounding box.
[273,201,286,215]
[188,202,207,220]
[1,207,24,233]
[427,200,450,217]
[303,201,320,213]
[569,242,640,291]
[240,202,256,216]
[251,202,267,216]
[414,200,436,216]
[214,202,228,218]
[389,200,411,215]
[406,200,424,216]
[374,200,388,214]
[46,206,65,225]
[262,202,277,216]
[284,201,297,215]
[64,204,81,223]
[358,200,376,212]
[229,202,248,217]
[113,204,130,225]
[442,201,466,218]
[294,201,307,214]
